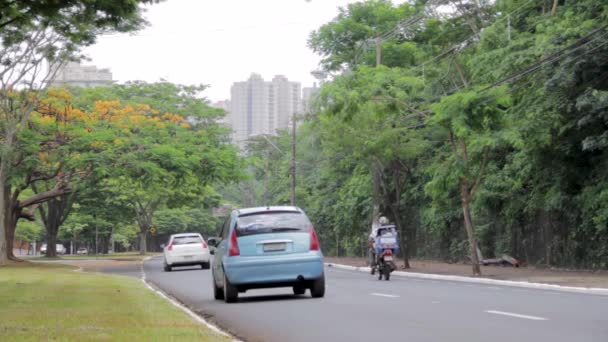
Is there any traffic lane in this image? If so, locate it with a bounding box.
[329,266,608,323]
[321,267,608,342]
[143,257,608,342]
[144,256,400,342]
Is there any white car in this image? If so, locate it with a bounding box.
[40,243,66,255]
[162,233,210,272]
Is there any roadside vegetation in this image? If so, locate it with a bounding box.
[29,252,160,261]
[226,0,608,274]
[0,262,227,341]
[2,0,607,277]
[0,0,243,264]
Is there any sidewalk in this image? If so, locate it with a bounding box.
[325,256,608,289]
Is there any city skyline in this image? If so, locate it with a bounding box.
[82,0,371,101]
[228,73,303,146]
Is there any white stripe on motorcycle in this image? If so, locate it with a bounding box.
[370,293,400,298]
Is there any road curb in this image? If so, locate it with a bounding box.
[325,262,608,296]
[141,256,241,341]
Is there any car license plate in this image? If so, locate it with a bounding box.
[183,255,193,259]
[384,256,393,261]
[264,243,286,252]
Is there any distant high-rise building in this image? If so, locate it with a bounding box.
[211,100,231,125]
[229,74,301,145]
[302,83,320,114]
[51,62,113,87]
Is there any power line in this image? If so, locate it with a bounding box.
[350,0,542,74]
[480,25,608,92]
[477,33,608,106]
[385,26,608,124]
[413,0,541,72]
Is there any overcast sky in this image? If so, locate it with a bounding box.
[84,0,375,102]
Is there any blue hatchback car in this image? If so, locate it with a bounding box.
[208,206,325,303]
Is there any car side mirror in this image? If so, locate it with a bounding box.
[210,248,215,255]
[207,237,219,247]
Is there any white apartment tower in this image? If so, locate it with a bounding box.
[302,83,319,114]
[229,74,301,144]
[51,62,113,87]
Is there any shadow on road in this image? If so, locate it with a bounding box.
[235,294,312,304]
[165,267,207,273]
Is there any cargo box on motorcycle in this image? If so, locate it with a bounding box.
[373,225,400,254]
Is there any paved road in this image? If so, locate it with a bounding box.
[142,256,608,342]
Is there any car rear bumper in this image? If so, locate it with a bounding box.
[166,252,210,266]
[224,252,324,285]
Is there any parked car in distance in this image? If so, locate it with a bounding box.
[76,247,88,255]
[56,244,66,255]
[40,243,66,255]
[162,233,210,272]
[209,206,325,303]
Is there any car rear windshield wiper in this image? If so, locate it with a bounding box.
[271,227,303,232]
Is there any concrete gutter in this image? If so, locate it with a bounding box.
[325,262,608,296]
[141,257,240,341]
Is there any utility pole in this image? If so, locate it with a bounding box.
[453,51,469,88]
[375,37,382,67]
[94,214,98,259]
[290,112,296,206]
[371,36,382,227]
[264,151,269,206]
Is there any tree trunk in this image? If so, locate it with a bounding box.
[393,213,410,269]
[3,184,21,261]
[38,194,73,258]
[540,210,552,267]
[45,227,58,258]
[6,211,18,260]
[460,182,481,276]
[0,171,8,264]
[139,230,147,255]
[551,0,559,15]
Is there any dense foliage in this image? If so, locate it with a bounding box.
[232,0,608,271]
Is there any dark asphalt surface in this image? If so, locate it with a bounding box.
[136,256,608,342]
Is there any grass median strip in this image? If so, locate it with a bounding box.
[28,252,161,262]
[0,262,228,341]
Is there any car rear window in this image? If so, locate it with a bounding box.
[236,211,311,237]
[172,235,202,245]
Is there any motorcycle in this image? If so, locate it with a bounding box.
[370,225,399,281]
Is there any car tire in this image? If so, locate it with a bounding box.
[163,263,172,272]
[213,272,224,300]
[293,286,306,295]
[223,272,238,303]
[310,274,325,298]
[201,262,210,270]
[384,271,390,281]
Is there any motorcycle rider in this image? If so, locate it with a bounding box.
[369,216,390,269]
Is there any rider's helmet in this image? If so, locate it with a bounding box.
[379,216,389,225]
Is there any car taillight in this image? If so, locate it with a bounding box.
[201,240,208,248]
[228,229,240,256]
[168,243,173,251]
[310,226,320,251]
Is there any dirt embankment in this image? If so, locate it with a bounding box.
[325,256,608,288]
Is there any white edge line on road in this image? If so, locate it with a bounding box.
[325,263,608,296]
[141,256,240,342]
[370,292,400,298]
[485,310,548,321]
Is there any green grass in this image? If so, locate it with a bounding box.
[0,262,227,341]
[29,252,161,262]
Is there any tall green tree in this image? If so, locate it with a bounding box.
[0,0,158,264]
